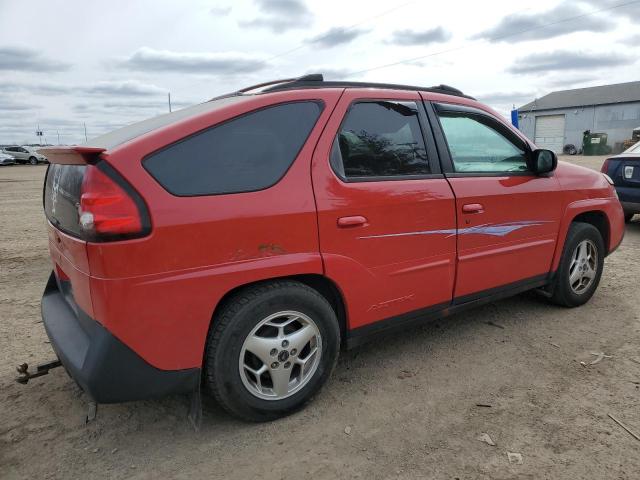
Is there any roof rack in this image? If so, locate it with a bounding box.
[208,74,473,102]
[259,74,473,99]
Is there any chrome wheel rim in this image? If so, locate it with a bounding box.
[239,310,322,401]
[569,239,598,294]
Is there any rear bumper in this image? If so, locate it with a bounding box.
[620,201,640,215]
[42,272,199,403]
[615,186,640,213]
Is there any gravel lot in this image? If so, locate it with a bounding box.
[2,156,639,479]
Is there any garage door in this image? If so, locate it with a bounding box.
[534,115,565,153]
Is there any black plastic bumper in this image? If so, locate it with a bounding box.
[41,272,200,403]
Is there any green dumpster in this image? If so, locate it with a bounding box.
[582,130,611,155]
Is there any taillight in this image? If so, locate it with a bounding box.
[78,164,150,241]
[600,158,610,173]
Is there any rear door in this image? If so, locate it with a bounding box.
[425,100,563,301]
[312,89,457,331]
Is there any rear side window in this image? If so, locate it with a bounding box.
[144,101,323,196]
[330,101,430,180]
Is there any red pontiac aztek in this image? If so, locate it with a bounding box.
[37,74,624,421]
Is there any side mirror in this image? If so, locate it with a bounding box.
[530,149,557,174]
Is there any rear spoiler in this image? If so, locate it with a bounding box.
[37,146,106,165]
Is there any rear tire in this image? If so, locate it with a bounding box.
[204,280,340,421]
[625,213,634,223]
[550,222,605,307]
[29,156,38,165]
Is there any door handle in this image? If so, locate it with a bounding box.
[337,215,368,227]
[462,203,484,213]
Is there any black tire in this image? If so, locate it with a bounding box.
[550,222,605,307]
[29,156,38,165]
[625,213,635,223]
[204,280,340,421]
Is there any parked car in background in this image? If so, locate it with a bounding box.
[38,74,624,422]
[1,146,48,164]
[601,140,640,222]
[0,152,16,166]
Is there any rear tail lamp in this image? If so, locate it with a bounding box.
[78,164,150,241]
[600,158,610,173]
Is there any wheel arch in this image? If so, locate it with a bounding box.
[208,274,349,348]
[571,210,610,252]
[551,201,614,272]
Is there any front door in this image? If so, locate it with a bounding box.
[427,101,563,301]
[312,89,457,330]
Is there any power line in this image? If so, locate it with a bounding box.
[346,0,640,78]
[265,0,417,62]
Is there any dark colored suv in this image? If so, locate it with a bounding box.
[601,141,640,222]
[38,74,624,421]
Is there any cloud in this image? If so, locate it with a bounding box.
[0,79,167,97]
[304,66,352,79]
[120,47,268,74]
[388,27,451,46]
[509,51,629,74]
[306,27,368,48]
[240,0,313,32]
[476,91,536,106]
[0,46,71,72]
[84,80,167,96]
[544,75,599,88]
[210,6,231,16]
[579,0,640,21]
[620,33,640,45]
[0,97,37,111]
[473,4,612,42]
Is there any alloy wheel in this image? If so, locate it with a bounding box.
[239,310,322,400]
[569,239,598,294]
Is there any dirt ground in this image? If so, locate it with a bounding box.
[1,155,639,479]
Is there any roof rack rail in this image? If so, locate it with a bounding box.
[238,74,324,93]
[207,74,325,102]
[261,75,473,99]
[209,74,472,102]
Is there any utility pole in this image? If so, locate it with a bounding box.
[83,123,88,143]
[168,92,172,113]
[57,130,60,145]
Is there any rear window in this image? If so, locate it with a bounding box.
[44,164,86,237]
[143,101,323,196]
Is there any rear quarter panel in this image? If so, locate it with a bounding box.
[87,89,344,370]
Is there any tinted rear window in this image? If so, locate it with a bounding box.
[143,101,323,196]
[44,164,86,237]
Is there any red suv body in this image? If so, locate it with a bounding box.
[40,75,625,420]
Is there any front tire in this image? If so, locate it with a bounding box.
[550,222,605,307]
[29,156,38,165]
[204,281,340,421]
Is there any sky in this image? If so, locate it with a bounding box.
[0,0,638,145]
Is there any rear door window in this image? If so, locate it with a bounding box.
[143,101,323,196]
[330,101,430,180]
